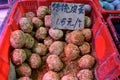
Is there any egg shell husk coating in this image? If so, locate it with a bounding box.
[79,42,91,55]
[77,69,93,80]
[23,49,32,59]
[49,41,65,55]
[32,17,43,29]
[64,43,80,61]
[82,28,92,41]
[78,55,95,69]
[44,36,54,48]
[47,55,64,72]
[29,53,42,69]
[10,30,26,48]
[49,28,64,40]
[25,33,35,49]
[25,12,35,21]
[44,15,51,27]
[61,74,78,80]
[65,30,85,46]
[85,16,91,28]
[18,76,32,80]
[37,6,49,19]
[42,71,60,80]
[32,43,48,56]
[16,63,32,77]
[12,49,27,66]
[19,17,33,33]
[35,27,48,40]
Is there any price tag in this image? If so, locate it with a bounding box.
[51,2,85,30]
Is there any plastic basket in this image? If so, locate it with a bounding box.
[95,52,120,80]
[94,23,120,80]
[0,0,119,80]
[107,16,120,52]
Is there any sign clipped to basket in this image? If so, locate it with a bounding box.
[51,2,85,30]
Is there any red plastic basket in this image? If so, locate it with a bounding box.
[95,52,120,80]
[94,23,120,80]
[0,0,119,80]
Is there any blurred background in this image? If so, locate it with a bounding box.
[0,0,15,33]
[0,0,8,4]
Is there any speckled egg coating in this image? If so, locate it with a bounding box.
[62,74,78,80]
[85,16,91,28]
[79,42,91,55]
[25,12,35,21]
[44,36,54,48]
[49,28,64,40]
[44,15,51,27]
[78,55,95,69]
[12,49,27,66]
[49,41,65,55]
[18,77,32,80]
[35,27,47,40]
[47,55,64,72]
[64,43,80,61]
[29,53,42,69]
[23,49,32,59]
[37,6,49,19]
[16,63,32,77]
[42,71,60,80]
[10,30,25,48]
[25,33,35,49]
[32,43,47,56]
[32,17,43,28]
[77,69,93,80]
[82,28,92,41]
[65,30,85,46]
[19,17,33,33]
